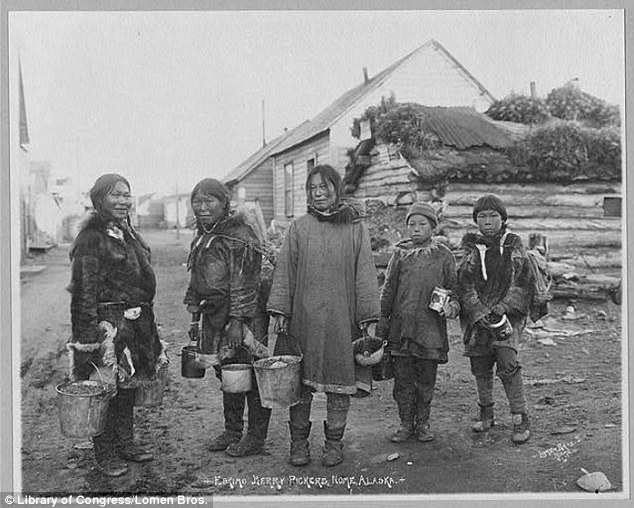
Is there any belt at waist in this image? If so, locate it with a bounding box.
[98,301,153,311]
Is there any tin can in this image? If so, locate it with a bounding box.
[489,314,513,340]
[429,286,450,313]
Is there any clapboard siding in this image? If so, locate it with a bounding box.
[381,48,493,111]
[273,134,330,221]
[231,158,275,225]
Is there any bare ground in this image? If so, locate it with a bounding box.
[18,229,624,499]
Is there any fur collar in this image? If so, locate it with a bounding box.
[395,237,444,259]
[461,226,510,248]
[194,210,255,241]
[70,211,141,260]
[307,198,365,224]
[188,210,259,270]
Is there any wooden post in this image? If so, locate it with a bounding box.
[528,233,549,258]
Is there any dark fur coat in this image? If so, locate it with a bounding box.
[457,228,531,355]
[184,211,263,338]
[67,212,163,382]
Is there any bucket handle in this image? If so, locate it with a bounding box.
[89,361,108,392]
[252,332,303,358]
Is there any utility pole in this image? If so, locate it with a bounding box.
[262,99,266,147]
[175,178,180,239]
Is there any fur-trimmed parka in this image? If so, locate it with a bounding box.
[184,211,262,339]
[67,212,163,382]
[457,227,531,356]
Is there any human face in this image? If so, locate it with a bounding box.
[476,210,503,237]
[407,214,434,245]
[192,192,225,226]
[308,173,337,211]
[101,181,132,222]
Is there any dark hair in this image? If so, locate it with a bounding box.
[305,164,342,204]
[89,173,131,211]
[190,178,230,207]
[472,194,508,223]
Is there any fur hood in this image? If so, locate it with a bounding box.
[187,210,259,271]
[69,211,148,261]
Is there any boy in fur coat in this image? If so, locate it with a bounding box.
[457,194,531,444]
[378,202,460,443]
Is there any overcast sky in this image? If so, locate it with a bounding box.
[10,9,624,197]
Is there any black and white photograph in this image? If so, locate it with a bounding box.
[1,2,630,506]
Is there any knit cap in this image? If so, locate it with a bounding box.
[406,202,438,228]
[472,194,507,222]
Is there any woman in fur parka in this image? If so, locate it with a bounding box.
[67,173,165,477]
[184,178,271,458]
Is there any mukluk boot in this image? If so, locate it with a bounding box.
[94,432,128,477]
[288,421,312,466]
[211,391,244,451]
[511,413,530,444]
[115,388,154,463]
[472,403,495,433]
[390,422,415,443]
[322,422,345,467]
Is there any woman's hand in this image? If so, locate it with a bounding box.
[225,318,244,346]
[188,322,199,342]
[376,316,390,339]
[272,313,288,334]
[188,312,200,342]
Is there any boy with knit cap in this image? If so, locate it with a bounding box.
[377,202,460,443]
[457,194,531,444]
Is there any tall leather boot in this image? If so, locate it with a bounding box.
[115,388,153,463]
[288,401,312,466]
[209,391,244,451]
[93,400,128,477]
[322,421,345,467]
[226,376,272,457]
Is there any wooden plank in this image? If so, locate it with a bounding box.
[443,227,621,250]
[448,182,621,195]
[444,204,609,220]
[442,217,621,232]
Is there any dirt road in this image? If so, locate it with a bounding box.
[18,229,624,499]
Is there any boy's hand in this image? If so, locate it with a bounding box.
[441,300,459,319]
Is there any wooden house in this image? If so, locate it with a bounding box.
[163,193,192,229]
[354,140,622,284]
[223,122,308,226]
[226,39,497,227]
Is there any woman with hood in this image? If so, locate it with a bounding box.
[184,178,271,457]
[267,164,380,468]
[67,173,165,477]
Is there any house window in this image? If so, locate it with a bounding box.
[307,158,315,173]
[284,162,294,217]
